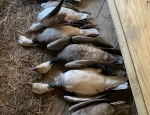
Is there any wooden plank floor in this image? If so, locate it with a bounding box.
[108,0,150,114]
[77,0,119,47]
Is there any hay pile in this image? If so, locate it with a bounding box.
[0,0,71,114]
[0,0,137,115]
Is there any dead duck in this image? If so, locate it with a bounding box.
[26,68,128,95]
[17,26,99,47]
[32,43,123,73]
[30,0,92,32]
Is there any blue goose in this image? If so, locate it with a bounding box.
[32,43,123,73]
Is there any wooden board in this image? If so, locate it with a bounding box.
[107,0,150,114]
[77,0,119,47]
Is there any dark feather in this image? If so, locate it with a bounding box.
[48,0,64,17]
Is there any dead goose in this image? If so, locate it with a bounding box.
[68,98,126,112]
[17,26,99,47]
[70,100,132,115]
[65,95,133,114]
[30,0,91,32]
[26,68,128,95]
[32,43,123,73]
[72,36,121,55]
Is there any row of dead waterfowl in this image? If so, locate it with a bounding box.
[17,0,134,114]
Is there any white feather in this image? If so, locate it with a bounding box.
[112,82,128,90]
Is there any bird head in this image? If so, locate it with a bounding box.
[32,61,54,73]
[26,82,54,94]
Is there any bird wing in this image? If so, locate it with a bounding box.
[65,60,126,71]
[47,37,70,51]
[41,0,66,27]
[48,0,65,17]
[41,12,67,27]
[72,36,113,48]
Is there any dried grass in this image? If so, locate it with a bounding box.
[0,0,70,114]
[0,0,137,115]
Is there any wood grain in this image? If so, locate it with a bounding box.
[108,0,150,114]
[77,0,119,48]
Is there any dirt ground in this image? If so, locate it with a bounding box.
[0,0,137,115]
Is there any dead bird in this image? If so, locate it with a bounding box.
[30,0,92,32]
[64,95,126,111]
[26,68,128,95]
[70,100,133,115]
[32,43,123,73]
[68,98,126,112]
[17,26,99,47]
[64,95,134,114]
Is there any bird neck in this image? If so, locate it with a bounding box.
[48,74,65,88]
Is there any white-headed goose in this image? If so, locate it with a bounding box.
[26,68,128,95]
[30,0,92,32]
[32,43,124,73]
[17,26,99,48]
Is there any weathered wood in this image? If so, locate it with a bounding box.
[77,0,119,47]
[107,0,150,114]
